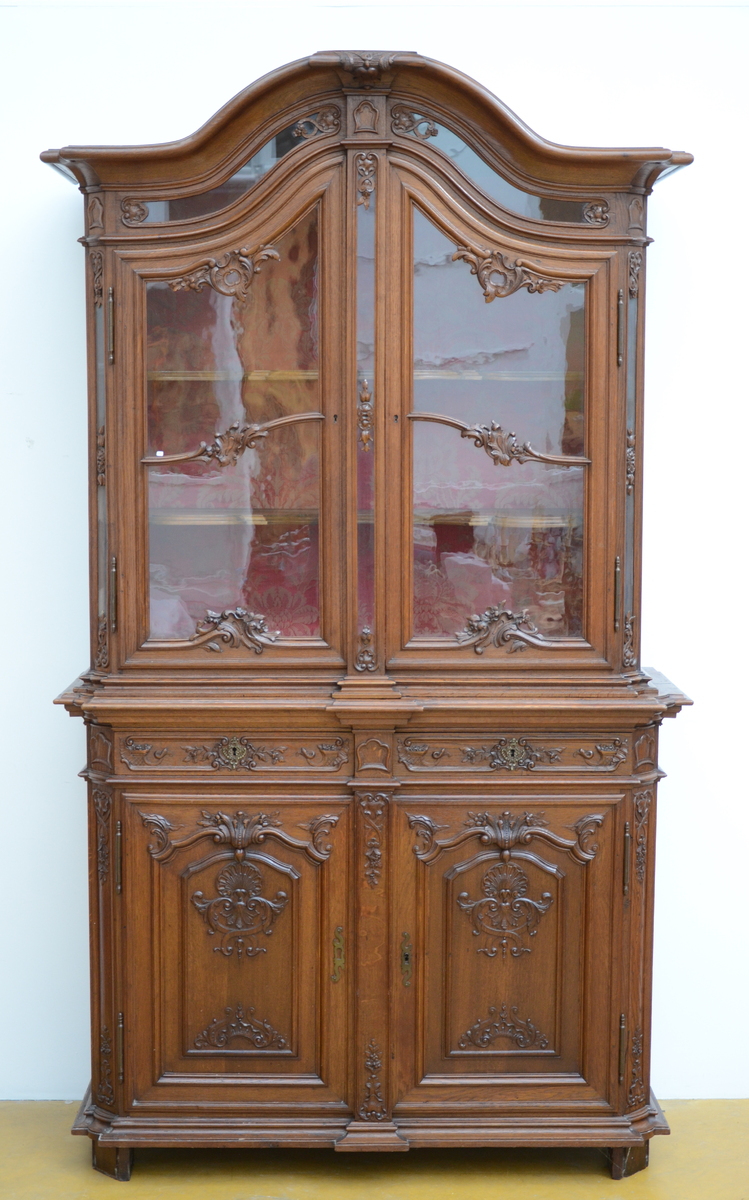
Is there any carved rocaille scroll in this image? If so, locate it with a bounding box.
[194,1005,288,1050]
[455,606,542,654]
[408,412,590,470]
[293,105,341,139]
[169,245,280,302]
[458,1005,549,1050]
[355,153,376,209]
[141,411,324,468]
[460,737,561,771]
[358,1039,387,1120]
[139,808,340,865]
[452,245,564,302]
[182,737,285,771]
[359,793,387,886]
[192,608,279,654]
[407,808,604,866]
[458,860,553,958]
[391,105,437,140]
[192,861,289,959]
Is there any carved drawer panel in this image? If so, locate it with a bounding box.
[395,734,631,775]
[117,733,351,774]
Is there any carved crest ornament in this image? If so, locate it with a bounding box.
[194,1005,288,1051]
[458,1005,549,1050]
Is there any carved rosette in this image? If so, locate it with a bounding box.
[628,250,643,298]
[452,245,563,302]
[359,793,387,887]
[457,861,553,958]
[455,606,541,654]
[189,608,280,655]
[622,613,637,668]
[170,245,280,303]
[583,200,610,226]
[391,105,437,140]
[96,1026,115,1106]
[358,1039,387,1120]
[293,105,341,139]
[458,1005,549,1050]
[92,788,112,883]
[194,1004,288,1050]
[192,860,289,959]
[355,153,377,210]
[634,790,652,884]
[121,198,148,225]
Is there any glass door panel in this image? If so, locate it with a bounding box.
[145,209,324,641]
[411,209,587,642]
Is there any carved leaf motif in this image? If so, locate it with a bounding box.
[623,613,637,668]
[359,793,387,887]
[90,250,103,307]
[297,814,339,858]
[358,1038,387,1120]
[355,153,376,210]
[407,813,450,857]
[93,789,112,883]
[96,1026,114,1106]
[192,861,289,959]
[460,422,544,466]
[628,250,643,297]
[190,608,280,654]
[627,1027,647,1107]
[298,738,350,770]
[455,606,540,655]
[139,811,180,856]
[170,245,280,303]
[293,105,341,139]
[397,739,450,769]
[634,790,652,884]
[355,626,377,672]
[407,807,604,865]
[458,1004,549,1050]
[626,428,636,495]
[120,737,169,769]
[574,739,628,770]
[452,245,563,303]
[185,737,286,771]
[194,1004,288,1050]
[94,613,108,670]
[583,200,610,226]
[121,198,148,225]
[358,380,373,451]
[139,807,338,864]
[391,105,438,139]
[461,737,540,771]
[457,862,554,958]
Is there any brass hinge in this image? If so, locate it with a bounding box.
[617,288,625,367]
[116,1012,124,1083]
[623,821,631,896]
[107,287,115,364]
[618,1013,627,1083]
[401,931,413,987]
[109,556,117,633]
[614,555,622,632]
[331,926,345,983]
[115,819,122,895]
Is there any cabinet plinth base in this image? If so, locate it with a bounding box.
[609,1142,650,1178]
[92,1141,133,1181]
[335,1121,409,1151]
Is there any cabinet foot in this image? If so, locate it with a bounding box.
[609,1142,649,1179]
[92,1141,134,1180]
[335,1121,409,1151]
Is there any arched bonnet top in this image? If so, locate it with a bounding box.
[41,50,692,196]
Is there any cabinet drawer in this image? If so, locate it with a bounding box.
[395,733,631,776]
[116,733,352,775]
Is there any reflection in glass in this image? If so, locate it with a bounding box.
[411,209,586,640]
[396,113,589,223]
[147,209,321,640]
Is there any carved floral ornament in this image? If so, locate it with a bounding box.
[194,1004,288,1051]
[407,807,604,867]
[458,1004,549,1050]
[139,806,340,865]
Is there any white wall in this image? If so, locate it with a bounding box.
[1,0,746,1100]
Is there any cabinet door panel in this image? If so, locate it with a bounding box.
[393,796,621,1112]
[123,794,351,1111]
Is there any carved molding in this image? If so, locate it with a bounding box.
[121,198,148,226]
[93,788,112,883]
[455,606,542,655]
[192,860,289,959]
[96,1026,115,1106]
[634,790,652,884]
[634,730,656,771]
[461,737,561,772]
[359,793,387,887]
[191,608,279,655]
[139,807,340,866]
[120,737,169,769]
[452,245,564,302]
[194,1004,288,1050]
[357,738,390,772]
[574,739,628,770]
[355,152,376,209]
[407,808,605,866]
[90,250,103,307]
[354,626,377,672]
[628,196,644,229]
[583,200,610,226]
[623,612,637,668]
[626,428,636,495]
[293,105,341,139]
[169,245,280,303]
[87,194,104,231]
[339,52,397,86]
[627,1027,647,1107]
[358,379,373,451]
[353,99,379,134]
[358,1038,387,1120]
[391,105,437,140]
[457,861,553,958]
[458,1004,549,1050]
[628,250,643,298]
[182,737,285,771]
[89,728,113,773]
[94,614,109,671]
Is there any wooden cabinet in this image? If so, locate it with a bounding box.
[45,51,691,1180]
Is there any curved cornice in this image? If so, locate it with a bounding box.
[41,51,692,193]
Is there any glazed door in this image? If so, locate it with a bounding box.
[391,795,624,1117]
[121,793,351,1117]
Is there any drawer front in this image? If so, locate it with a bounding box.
[395,733,631,776]
[116,733,352,775]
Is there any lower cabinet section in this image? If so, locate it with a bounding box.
[78,772,665,1178]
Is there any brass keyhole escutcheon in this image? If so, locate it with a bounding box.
[401,931,413,987]
[219,737,248,769]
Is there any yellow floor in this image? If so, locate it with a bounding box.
[0,1101,747,1199]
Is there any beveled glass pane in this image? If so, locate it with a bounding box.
[356,178,376,638]
[147,209,321,640]
[412,209,585,640]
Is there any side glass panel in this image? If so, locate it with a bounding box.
[356,169,376,656]
[411,209,586,640]
[146,208,321,640]
[395,114,590,224]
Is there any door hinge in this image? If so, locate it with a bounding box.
[618,1013,627,1083]
[614,555,622,632]
[331,926,345,983]
[623,821,631,896]
[115,819,122,895]
[401,931,413,987]
[617,288,625,366]
[109,556,117,633]
[107,287,115,364]
[116,1012,124,1083]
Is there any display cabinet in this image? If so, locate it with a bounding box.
[44,51,691,1180]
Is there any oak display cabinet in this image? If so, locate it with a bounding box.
[44,52,691,1181]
